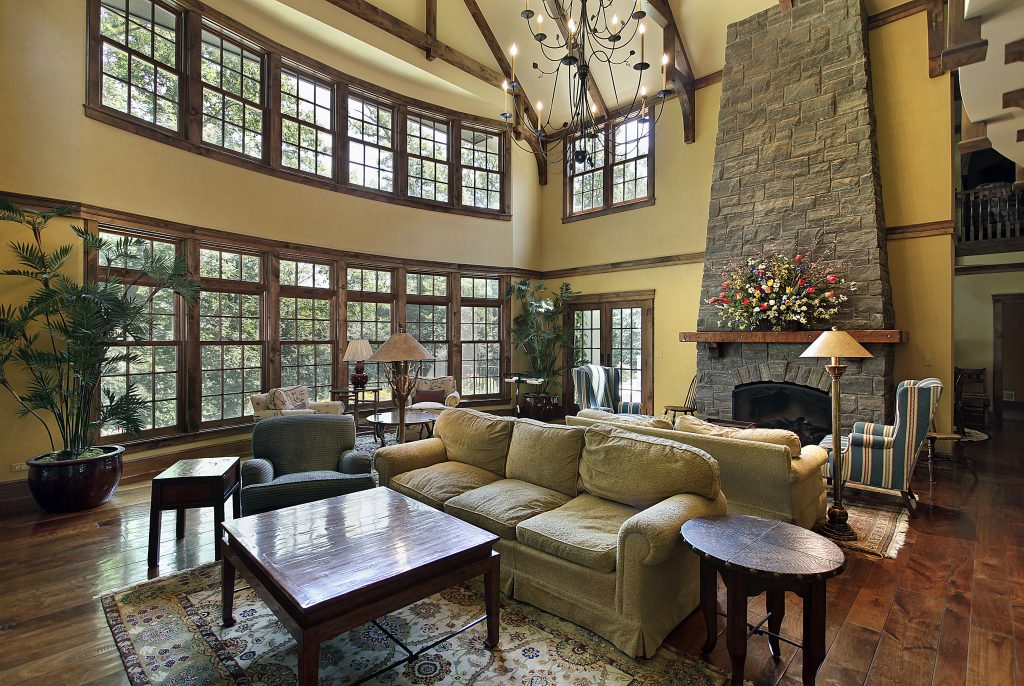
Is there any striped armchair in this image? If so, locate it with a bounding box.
[571,364,643,415]
[836,378,942,511]
[240,414,374,515]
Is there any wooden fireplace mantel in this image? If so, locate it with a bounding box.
[679,329,908,356]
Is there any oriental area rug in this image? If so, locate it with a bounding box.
[839,501,909,559]
[102,563,736,686]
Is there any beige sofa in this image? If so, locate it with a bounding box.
[374,408,727,658]
[566,412,827,529]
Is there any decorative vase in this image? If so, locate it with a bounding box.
[26,445,124,513]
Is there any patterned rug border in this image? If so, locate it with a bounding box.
[838,501,910,559]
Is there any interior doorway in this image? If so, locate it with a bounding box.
[994,294,1024,426]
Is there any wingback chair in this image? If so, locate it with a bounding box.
[571,364,642,415]
[240,414,374,515]
[408,375,461,414]
[249,385,344,421]
[837,378,942,511]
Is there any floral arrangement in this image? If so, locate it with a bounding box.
[708,253,856,331]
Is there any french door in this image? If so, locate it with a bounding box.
[566,293,654,413]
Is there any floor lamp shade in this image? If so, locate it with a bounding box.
[799,327,873,361]
[368,332,434,363]
[369,332,435,444]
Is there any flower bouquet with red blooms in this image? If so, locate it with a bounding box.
[708,253,856,331]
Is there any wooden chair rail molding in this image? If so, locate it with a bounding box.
[680,329,908,357]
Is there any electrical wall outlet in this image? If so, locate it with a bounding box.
[10,463,28,473]
[923,353,934,366]
[1005,391,1017,402]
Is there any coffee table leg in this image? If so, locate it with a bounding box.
[699,561,718,656]
[297,635,320,686]
[175,508,186,539]
[766,590,785,659]
[221,551,235,627]
[147,489,161,568]
[802,580,827,686]
[484,553,501,649]
[214,500,225,561]
[725,572,748,686]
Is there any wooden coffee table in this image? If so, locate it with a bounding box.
[220,488,500,685]
[682,514,845,686]
[366,410,438,446]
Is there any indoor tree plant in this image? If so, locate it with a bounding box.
[0,200,198,512]
[506,279,579,420]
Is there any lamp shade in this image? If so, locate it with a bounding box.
[342,339,373,362]
[368,332,434,362]
[800,326,873,359]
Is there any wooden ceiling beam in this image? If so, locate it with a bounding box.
[644,0,696,143]
[425,0,437,61]
[321,0,503,85]
[544,0,609,117]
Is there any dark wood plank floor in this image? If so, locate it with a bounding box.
[0,416,1020,685]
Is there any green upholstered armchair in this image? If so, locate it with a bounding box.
[241,414,374,515]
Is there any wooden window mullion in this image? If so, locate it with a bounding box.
[266,252,281,389]
[396,266,408,332]
[184,237,202,432]
[336,83,348,186]
[451,271,462,393]
[452,120,463,209]
[185,10,203,145]
[268,54,282,169]
[396,103,409,201]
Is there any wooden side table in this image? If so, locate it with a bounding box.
[148,457,241,568]
[682,514,845,686]
[330,385,381,433]
[926,431,975,481]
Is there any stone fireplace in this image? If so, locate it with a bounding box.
[693,0,896,426]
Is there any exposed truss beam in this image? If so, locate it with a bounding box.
[321,0,503,85]
[544,0,609,118]
[645,0,696,143]
[425,0,437,60]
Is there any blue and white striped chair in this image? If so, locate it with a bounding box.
[571,364,643,415]
[835,378,942,512]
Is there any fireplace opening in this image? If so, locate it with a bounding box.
[732,382,831,446]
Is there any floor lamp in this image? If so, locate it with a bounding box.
[368,331,434,444]
[800,326,873,541]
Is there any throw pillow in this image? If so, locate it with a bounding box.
[268,388,293,410]
[434,408,514,476]
[415,390,446,404]
[674,414,738,437]
[577,408,673,430]
[731,428,802,458]
[506,419,584,496]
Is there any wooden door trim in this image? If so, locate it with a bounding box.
[993,293,1024,426]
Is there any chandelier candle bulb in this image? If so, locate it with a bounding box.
[510,43,518,85]
[661,53,668,90]
[639,22,645,63]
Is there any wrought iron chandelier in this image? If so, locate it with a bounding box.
[501,0,673,164]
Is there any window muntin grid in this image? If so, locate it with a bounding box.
[460,127,502,210]
[346,300,393,400]
[460,276,500,300]
[199,247,261,282]
[569,132,606,215]
[611,118,650,205]
[406,273,448,297]
[406,303,448,377]
[406,115,450,203]
[280,296,333,402]
[347,267,392,293]
[611,306,643,406]
[347,95,395,192]
[280,259,331,289]
[200,28,264,158]
[281,69,333,178]
[199,291,262,422]
[461,305,501,396]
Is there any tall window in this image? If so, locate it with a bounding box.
[97,0,181,131]
[200,27,264,159]
[565,113,653,220]
[406,115,450,203]
[279,259,334,401]
[347,94,395,192]
[97,231,181,437]
[460,127,503,211]
[460,277,501,397]
[198,247,263,423]
[281,69,334,178]
[346,267,393,399]
[406,273,449,377]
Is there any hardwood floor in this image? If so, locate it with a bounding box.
[0,417,1020,685]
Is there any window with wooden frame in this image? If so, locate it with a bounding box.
[460,127,504,211]
[346,267,394,400]
[406,273,450,378]
[197,247,264,424]
[280,67,334,178]
[96,229,183,439]
[96,0,182,131]
[279,258,334,402]
[347,93,395,193]
[564,112,654,221]
[199,25,265,159]
[460,276,502,397]
[85,1,512,221]
[406,114,450,203]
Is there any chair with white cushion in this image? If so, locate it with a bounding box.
[249,385,344,422]
[408,376,461,414]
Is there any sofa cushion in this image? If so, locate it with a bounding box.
[673,414,738,437]
[731,428,802,458]
[506,419,584,497]
[516,494,638,573]
[444,479,571,539]
[390,461,500,509]
[578,409,673,430]
[434,408,514,476]
[579,425,721,508]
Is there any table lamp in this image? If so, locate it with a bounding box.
[800,326,873,541]
[343,339,374,388]
[369,330,434,443]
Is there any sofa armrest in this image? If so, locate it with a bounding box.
[791,445,828,482]
[374,437,447,487]
[339,449,372,475]
[280,408,316,416]
[852,421,893,437]
[849,432,895,450]
[618,491,729,568]
[242,458,274,486]
[309,400,344,415]
[444,391,461,407]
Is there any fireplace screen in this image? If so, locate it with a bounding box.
[732,382,831,446]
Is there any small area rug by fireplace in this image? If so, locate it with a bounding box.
[839,502,909,559]
[102,563,738,685]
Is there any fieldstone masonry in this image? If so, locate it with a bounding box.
[694,0,895,424]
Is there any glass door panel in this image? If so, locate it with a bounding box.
[611,306,643,406]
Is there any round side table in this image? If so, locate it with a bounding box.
[681,514,845,686]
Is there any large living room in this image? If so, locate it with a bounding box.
[1,0,1022,684]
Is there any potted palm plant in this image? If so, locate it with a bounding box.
[0,200,198,512]
[505,279,579,421]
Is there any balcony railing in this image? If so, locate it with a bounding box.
[956,185,1024,255]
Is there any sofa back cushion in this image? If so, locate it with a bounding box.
[579,424,721,508]
[673,414,739,437]
[434,408,514,476]
[673,415,802,458]
[506,419,584,496]
[577,408,673,430]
